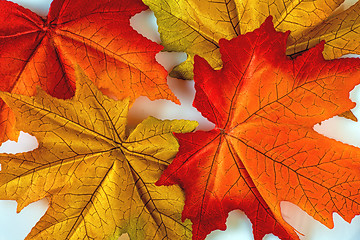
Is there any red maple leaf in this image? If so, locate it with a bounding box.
[0,0,177,143]
[157,17,360,240]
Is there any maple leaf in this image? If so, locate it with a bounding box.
[144,0,360,80]
[0,0,178,144]
[156,17,360,240]
[0,69,196,239]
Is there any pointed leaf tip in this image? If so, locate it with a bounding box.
[0,70,193,239]
[0,0,178,144]
[158,16,360,240]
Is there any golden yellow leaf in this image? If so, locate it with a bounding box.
[0,70,196,239]
[143,0,360,79]
[290,1,360,59]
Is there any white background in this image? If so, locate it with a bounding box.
[1,0,360,239]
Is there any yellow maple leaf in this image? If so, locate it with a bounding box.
[144,0,360,80]
[0,70,196,239]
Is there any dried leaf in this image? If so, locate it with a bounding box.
[0,69,195,239]
[0,0,178,144]
[144,0,360,79]
[156,17,360,240]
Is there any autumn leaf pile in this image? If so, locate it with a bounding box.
[2,0,360,239]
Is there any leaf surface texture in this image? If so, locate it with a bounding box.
[0,0,178,144]
[144,0,360,79]
[0,70,195,239]
[156,18,360,240]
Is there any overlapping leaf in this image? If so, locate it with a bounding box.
[0,70,195,239]
[0,0,178,144]
[156,17,360,240]
[144,0,360,80]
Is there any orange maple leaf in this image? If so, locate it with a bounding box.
[157,17,360,240]
[0,0,177,143]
